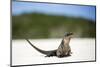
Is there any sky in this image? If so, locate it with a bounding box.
[12,1,96,21]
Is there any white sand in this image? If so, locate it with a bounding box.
[12,38,95,66]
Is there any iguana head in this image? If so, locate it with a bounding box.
[64,32,73,39]
[64,32,73,36]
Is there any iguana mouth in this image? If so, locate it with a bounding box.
[64,32,73,37]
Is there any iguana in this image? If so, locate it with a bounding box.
[26,32,73,58]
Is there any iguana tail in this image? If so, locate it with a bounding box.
[26,39,52,55]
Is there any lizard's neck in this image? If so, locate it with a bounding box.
[63,37,71,45]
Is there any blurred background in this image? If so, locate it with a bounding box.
[12,1,96,39]
[12,1,96,65]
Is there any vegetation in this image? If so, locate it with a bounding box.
[12,13,96,39]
